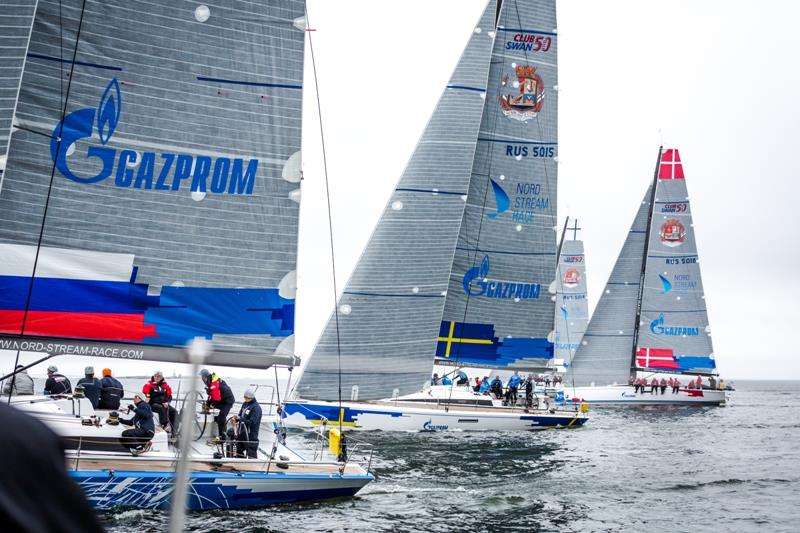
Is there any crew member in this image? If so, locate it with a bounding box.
[660,377,668,395]
[99,368,123,410]
[76,367,102,408]
[3,365,34,396]
[696,375,703,389]
[119,392,155,454]
[507,371,521,406]
[43,365,71,395]
[709,375,717,390]
[473,377,482,392]
[431,373,440,386]
[143,370,177,432]
[490,376,503,399]
[525,374,534,409]
[200,369,235,439]
[479,376,491,394]
[650,377,659,394]
[232,389,262,458]
[455,369,469,386]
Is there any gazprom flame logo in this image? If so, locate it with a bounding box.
[50,78,258,195]
[649,313,699,336]
[462,255,540,300]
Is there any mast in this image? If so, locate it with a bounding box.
[555,216,569,267]
[628,146,663,378]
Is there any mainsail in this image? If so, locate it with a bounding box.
[569,148,715,386]
[295,1,497,400]
[436,0,558,370]
[553,232,588,366]
[0,1,305,369]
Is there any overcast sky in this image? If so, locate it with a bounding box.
[7,0,798,381]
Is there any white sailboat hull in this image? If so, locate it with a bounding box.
[284,386,588,431]
[561,385,728,406]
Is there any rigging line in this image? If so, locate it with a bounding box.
[9,0,89,404]
[304,4,343,434]
[446,0,504,406]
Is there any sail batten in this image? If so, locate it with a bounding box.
[437,0,558,371]
[296,1,498,401]
[0,0,306,366]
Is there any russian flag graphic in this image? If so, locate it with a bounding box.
[0,244,159,341]
[0,244,295,346]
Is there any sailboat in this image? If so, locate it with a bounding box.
[551,218,589,374]
[284,0,588,431]
[0,0,372,508]
[562,147,727,406]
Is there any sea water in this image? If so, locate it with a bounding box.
[85,379,800,532]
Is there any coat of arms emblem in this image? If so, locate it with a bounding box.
[659,219,686,247]
[563,267,580,287]
[499,65,545,121]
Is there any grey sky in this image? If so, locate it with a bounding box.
[5,1,796,381]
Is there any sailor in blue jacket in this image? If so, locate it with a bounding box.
[479,376,491,394]
[490,376,503,399]
[507,371,522,406]
[119,392,155,454]
[234,389,262,458]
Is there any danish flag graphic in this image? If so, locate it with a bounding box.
[636,347,680,369]
[658,148,685,180]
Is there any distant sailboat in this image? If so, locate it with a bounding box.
[0,0,372,508]
[286,0,588,431]
[551,218,589,373]
[563,147,727,406]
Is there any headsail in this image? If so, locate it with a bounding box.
[0,1,305,369]
[553,233,588,366]
[295,1,497,400]
[636,148,715,374]
[569,188,652,386]
[437,0,558,370]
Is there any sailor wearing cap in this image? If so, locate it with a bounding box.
[43,365,72,396]
[76,366,102,408]
[233,389,262,458]
[119,391,155,454]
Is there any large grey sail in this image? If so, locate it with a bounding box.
[569,187,652,386]
[635,148,715,373]
[553,238,588,365]
[0,1,305,370]
[437,0,558,370]
[0,0,37,163]
[295,1,497,400]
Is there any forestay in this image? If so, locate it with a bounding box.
[437,0,558,370]
[0,1,305,369]
[295,1,497,400]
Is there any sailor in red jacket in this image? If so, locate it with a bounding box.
[142,370,177,432]
[200,369,236,439]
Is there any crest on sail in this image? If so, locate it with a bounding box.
[0,0,306,368]
[569,148,716,386]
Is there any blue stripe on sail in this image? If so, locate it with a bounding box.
[395,188,467,196]
[27,53,122,71]
[0,276,156,313]
[641,309,708,314]
[456,247,555,256]
[648,254,698,259]
[477,138,557,145]
[196,76,302,90]
[676,356,716,370]
[343,291,444,298]
[446,85,486,93]
[629,230,647,233]
[496,28,558,36]
[436,321,553,367]
[143,287,294,345]
[583,333,634,337]
[606,282,639,286]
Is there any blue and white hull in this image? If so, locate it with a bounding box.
[562,385,728,406]
[72,468,373,510]
[284,386,588,431]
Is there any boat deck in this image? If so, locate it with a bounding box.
[361,399,585,416]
